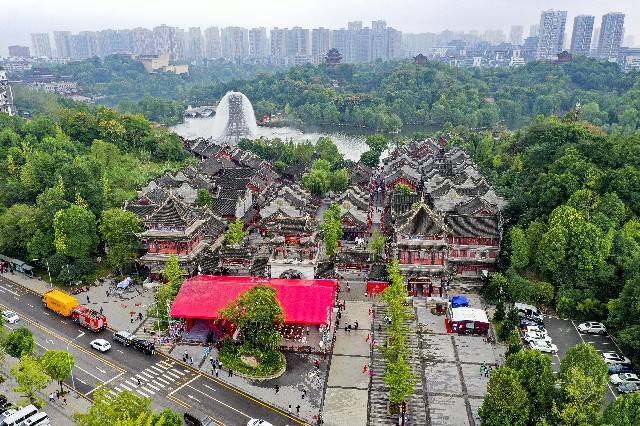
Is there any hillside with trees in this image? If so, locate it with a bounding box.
[0,101,188,284]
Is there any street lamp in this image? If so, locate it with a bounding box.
[66,331,84,391]
[32,259,52,288]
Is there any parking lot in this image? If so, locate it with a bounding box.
[540,316,620,403]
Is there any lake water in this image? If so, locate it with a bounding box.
[169,117,369,162]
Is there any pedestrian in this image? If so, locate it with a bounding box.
[99,307,103,315]
[215,368,219,378]
[378,324,382,332]
[63,398,67,405]
[362,364,368,374]
[210,356,214,366]
[480,364,485,378]
[337,311,341,320]
[365,333,370,343]
[229,369,233,377]
[346,282,350,292]
[485,366,490,377]
[302,389,307,399]
[344,324,348,332]
[354,320,359,330]
[275,385,280,394]
[131,317,134,324]
[143,327,147,333]
[49,393,55,402]
[288,405,292,413]
[87,295,90,303]
[347,324,352,333]
[189,355,194,365]
[314,359,320,369]
[306,326,310,336]
[296,405,301,415]
[137,377,141,386]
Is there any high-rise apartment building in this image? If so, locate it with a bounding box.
[132,27,155,55]
[597,12,625,61]
[53,31,72,58]
[352,27,372,62]
[387,27,403,59]
[221,27,249,59]
[270,28,287,59]
[510,25,524,45]
[248,27,268,58]
[8,46,30,57]
[348,21,362,32]
[529,24,540,37]
[286,27,311,57]
[312,27,331,60]
[570,15,594,56]
[371,20,387,60]
[330,29,349,61]
[31,33,52,58]
[0,68,17,117]
[204,27,221,59]
[187,27,204,61]
[69,31,99,60]
[536,9,567,60]
[153,25,179,60]
[98,29,119,56]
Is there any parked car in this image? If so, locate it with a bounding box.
[529,339,558,354]
[523,331,552,344]
[132,338,155,355]
[617,383,640,394]
[602,352,631,365]
[1,310,19,324]
[577,322,606,334]
[90,339,111,352]
[610,373,640,385]
[113,330,135,346]
[247,420,274,426]
[184,413,216,426]
[515,302,544,323]
[519,318,544,329]
[608,363,636,374]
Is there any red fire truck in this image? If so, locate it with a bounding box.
[71,305,107,332]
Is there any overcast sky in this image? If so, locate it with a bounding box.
[2,0,639,55]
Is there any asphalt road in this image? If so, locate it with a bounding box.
[0,275,303,426]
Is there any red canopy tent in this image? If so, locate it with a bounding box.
[170,275,337,325]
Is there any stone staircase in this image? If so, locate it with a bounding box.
[368,304,427,426]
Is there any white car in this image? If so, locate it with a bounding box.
[2,310,19,324]
[529,339,558,354]
[90,339,111,352]
[523,331,552,344]
[610,373,640,385]
[247,420,273,426]
[524,325,547,336]
[602,352,631,364]
[577,322,606,334]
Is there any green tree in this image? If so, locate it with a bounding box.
[616,325,640,367]
[41,350,74,393]
[0,204,39,259]
[225,219,247,245]
[365,134,388,153]
[74,389,154,426]
[478,367,530,426]
[329,168,349,192]
[53,203,99,260]
[505,349,555,422]
[11,355,51,405]
[195,188,212,207]
[162,254,185,292]
[322,203,343,257]
[220,285,284,352]
[384,353,416,405]
[394,183,412,194]
[368,230,386,262]
[360,150,382,168]
[2,327,35,358]
[602,392,640,426]
[99,209,141,271]
[509,226,529,269]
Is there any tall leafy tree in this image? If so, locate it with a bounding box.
[602,392,640,426]
[368,230,386,262]
[505,349,555,422]
[224,219,247,246]
[11,355,51,405]
[509,226,529,270]
[99,208,141,271]
[53,202,99,260]
[322,203,343,257]
[41,349,74,393]
[2,327,35,358]
[478,367,530,426]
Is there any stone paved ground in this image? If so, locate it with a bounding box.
[415,298,504,426]
[322,301,372,426]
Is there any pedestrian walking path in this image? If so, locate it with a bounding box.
[322,301,372,426]
[369,303,428,426]
[105,359,192,399]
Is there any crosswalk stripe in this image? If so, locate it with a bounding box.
[150,366,165,373]
[155,376,171,385]
[158,361,173,369]
[140,371,155,378]
[136,389,150,397]
[141,386,155,395]
[146,382,161,391]
[125,379,138,387]
[119,383,132,391]
[165,370,181,379]
[173,369,186,376]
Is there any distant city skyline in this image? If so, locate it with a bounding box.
[1,0,639,56]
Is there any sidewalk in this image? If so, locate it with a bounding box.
[322,301,372,426]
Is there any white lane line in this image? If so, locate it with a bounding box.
[27,303,34,308]
[165,371,182,379]
[76,378,87,385]
[125,379,138,387]
[75,364,104,381]
[140,370,155,378]
[185,384,250,419]
[146,382,161,391]
[108,390,117,397]
[117,349,124,354]
[141,386,155,395]
[136,389,150,397]
[187,394,201,403]
[167,376,199,397]
[0,285,19,296]
[96,367,107,374]
[149,366,165,373]
[202,383,217,393]
[86,371,125,395]
[173,369,186,376]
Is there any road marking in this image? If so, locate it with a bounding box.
[140,371,155,379]
[145,382,161,391]
[155,376,171,385]
[141,386,155,395]
[125,379,138,387]
[202,383,217,393]
[27,303,34,308]
[96,367,107,374]
[136,389,150,397]
[119,383,132,391]
[187,394,201,403]
[149,365,165,373]
[86,371,125,395]
[165,370,182,379]
[75,365,103,381]
[167,376,199,397]
[116,349,124,354]
[77,378,87,385]
[185,384,250,419]
[0,285,19,296]
[166,394,190,409]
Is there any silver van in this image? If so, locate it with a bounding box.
[0,405,38,426]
